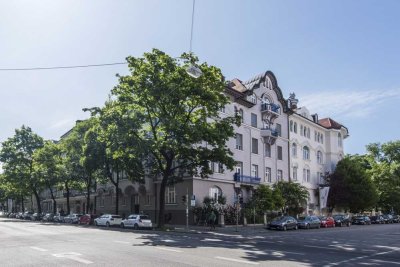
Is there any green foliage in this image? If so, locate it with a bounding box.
[327,155,378,213]
[245,184,281,216]
[109,49,239,227]
[273,181,309,215]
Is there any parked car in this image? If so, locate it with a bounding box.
[42,213,55,222]
[267,216,298,231]
[94,214,123,227]
[319,216,335,228]
[8,213,17,218]
[30,213,43,221]
[352,216,371,225]
[53,213,65,223]
[333,214,351,227]
[63,214,82,224]
[78,214,98,225]
[297,216,321,229]
[120,214,153,230]
[22,211,34,220]
[382,214,394,224]
[392,214,400,223]
[15,212,24,219]
[369,215,384,224]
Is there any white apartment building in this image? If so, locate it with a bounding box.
[287,94,349,215]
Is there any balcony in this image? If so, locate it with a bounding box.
[260,128,279,144]
[234,173,261,185]
[261,103,280,121]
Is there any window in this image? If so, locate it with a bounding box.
[235,162,243,175]
[252,138,258,154]
[318,172,325,184]
[100,196,105,207]
[303,146,310,160]
[265,167,271,182]
[145,195,151,205]
[217,162,224,173]
[239,109,244,123]
[210,161,215,172]
[303,168,310,182]
[277,169,283,181]
[251,164,258,177]
[251,113,257,127]
[293,166,298,181]
[236,133,243,150]
[307,128,310,138]
[134,195,140,205]
[317,151,323,164]
[321,134,324,144]
[250,93,257,104]
[276,123,282,136]
[294,122,297,133]
[265,143,271,157]
[209,186,222,202]
[300,125,304,136]
[277,146,283,160]
[291,143,297,157]
[338,133,342,147]
[307,169,310,182]
[315,131,317,141]
[290,120,293,132]
[165,186,176,204]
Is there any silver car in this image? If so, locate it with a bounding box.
[120,214,153,230]
[94,214,122,227]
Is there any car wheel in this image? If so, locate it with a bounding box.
[347,222,351,227]
[282,225,287,231]
[317,224,321,229]
[121,223,125,229]
[134,224,139,230]
[106,222,110,228]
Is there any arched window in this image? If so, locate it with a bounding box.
[294,122,297,133]
[303,146,310,160]
[290,120,293,132]
[338,133,342,147]
[291,143,297,157]
[317,151,323,164]
[209,186,222,203]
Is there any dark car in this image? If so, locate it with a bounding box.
[268,216,298,231]
[333,214,351,227]
[22,211,34,220]
[352,216,371,225]
[369,215,384,224]
[392,215,400,223]
[30,213,43,221]
[297,216,321,229]
[382,214,394,224]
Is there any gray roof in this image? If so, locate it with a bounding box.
[242,71,268,90]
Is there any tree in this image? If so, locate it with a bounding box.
[0,126,44,213]
[246,184,281,215]
[367,141,400,213]
[32,141,63,214]
[110,49,240,227]
[273,181,309,216]
[327,155,378,213]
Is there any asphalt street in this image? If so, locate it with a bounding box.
[0,218,399,266]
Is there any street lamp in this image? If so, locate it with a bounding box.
[185,0,202,79]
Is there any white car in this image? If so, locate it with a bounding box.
[120,214,153,230]
[94,214,122,227]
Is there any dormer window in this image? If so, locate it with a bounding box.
[250,93,257,104]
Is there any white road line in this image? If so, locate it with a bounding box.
[29,246,48,252]
[113,241,130,244]
[324,248,400,267]
[52,252,93,265]
[155,247,183,253]
[372,259,400,265]
[215,256,259,265]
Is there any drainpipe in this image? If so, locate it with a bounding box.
[287,114,291,182]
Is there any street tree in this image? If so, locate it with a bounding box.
[273,181,309,215]
[327,155,378,213]
[110,49,240,227]
[0,126,44,213]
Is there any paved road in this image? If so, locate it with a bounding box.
[0,218,399,266]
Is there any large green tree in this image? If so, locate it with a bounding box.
[327,155,378,213]
[246,184,283,215]
[273,181,309,215]
[0,126,44,213]
[110,49,239,227]
[367,141,400,213]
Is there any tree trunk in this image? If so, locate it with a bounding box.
[86,175,91,214]
[65,182,71,215]
[33,190,42,214]
[157,176,168,228]
[21,195,25,212]
[115,171,120,215]
[48,185,57,214]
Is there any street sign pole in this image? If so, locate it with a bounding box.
[186,187,189,232]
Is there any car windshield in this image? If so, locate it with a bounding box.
[140,215,149,220]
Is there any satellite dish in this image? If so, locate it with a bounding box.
[186,64,202,79]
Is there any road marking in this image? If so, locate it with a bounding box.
[155,247,183,253]
[371,259,400,265]
[29,246,48,252]
[52,252,93,265]
[215,256,259,265]
[113,241,130,244]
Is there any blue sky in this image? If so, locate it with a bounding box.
[0,0,399,155]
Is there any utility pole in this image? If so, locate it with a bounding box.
[186,187,189,231]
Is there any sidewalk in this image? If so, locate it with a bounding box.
[165,223,268,236]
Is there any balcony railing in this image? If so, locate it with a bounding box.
[261,103,280,113]
[234,173,261,184]
[260,128,279,137]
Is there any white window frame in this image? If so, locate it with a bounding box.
[165,186,176,204]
